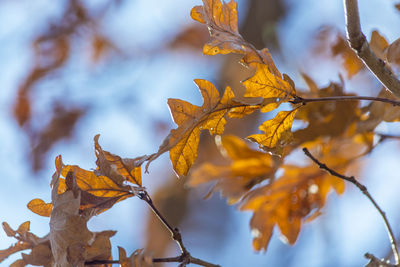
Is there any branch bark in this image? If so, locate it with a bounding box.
[343,0,400,98]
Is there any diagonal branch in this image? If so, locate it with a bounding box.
[138,191,220,267]
[302,147,400,265]
[343,0,400,98]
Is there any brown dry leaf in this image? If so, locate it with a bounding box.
[294,81,360,145]
[331,35,364,78]
[118,247,153,267]
[149,79,259,177]
[169,24,210,50]
[242,62,296,111]
[189,135,278,203]
[27,199,53,217]
[386,37,400,66]
[369,30,389,61]
[50,167,115,266]
[357,88,400,132]
[94,134,143,186]
[91,34,114,62]
[0,221,51,266]
[241,163,345,251]
[46,154,135,216]
[31,105,85,172]
[247,109,298,155]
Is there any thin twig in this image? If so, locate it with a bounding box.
[343,0,400,98]
[137,191,220,267]
[290,95,400,106]
[302,147,400,265]
[365,253,397,267]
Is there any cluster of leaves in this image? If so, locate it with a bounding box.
[3,0,400,266]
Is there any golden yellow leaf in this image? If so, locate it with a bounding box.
[242,63,296,112]
[27,199,53,217]
[150,79,259,177]
[190,0,246,56]
[248,109,298,154]
[61,165,132,199]
[191,0,276,68]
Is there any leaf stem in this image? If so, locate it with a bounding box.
[291,95,400,106]
[302,147,400,265]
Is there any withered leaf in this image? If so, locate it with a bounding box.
[248,109,298,155]
[0,221,48,265]
[189,135,278,203]
[294,81,360,145]
[149,79,259,177]
[118,247,153,267]
[94,134,143,186]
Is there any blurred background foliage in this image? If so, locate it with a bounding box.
[2,0,400,266]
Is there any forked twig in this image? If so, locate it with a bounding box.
[343,0,400,98]
[302,147,400,265]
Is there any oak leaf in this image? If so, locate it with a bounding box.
[191,0,283,68]
[0,221,52,266]
[247,109,298,155]
[294,80,360,145]
[149,79,259,177]
[242,63,296,111]
[189,135,278,203]
[118,247,153,267]
[241,164,344,251]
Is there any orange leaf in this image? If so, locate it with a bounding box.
[248,109,298,154]
[27,199,53,217]
[242,63,296,111]
[94,134,143,186]
[150,79,259,177]
[189,135,278,203]
[191,0,277,68]
[241,164,344,251]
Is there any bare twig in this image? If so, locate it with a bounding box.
[343,0,400,98]
[290,95,400,106]
[138,191,220,267]
[365,253,397,267]
[302,147,400,265]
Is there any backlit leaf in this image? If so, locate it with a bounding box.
[189,135,278,203]
[242,63,296,111]
[241,164,345,251]
[149,79,259,177]
[27,199,53,217]
[248,109,298,154]
[94,134,143,186]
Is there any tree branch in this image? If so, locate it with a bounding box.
[302,147,400,265]
[343,0,400,98]
[290,95,400,106]
[137,191,220,267]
